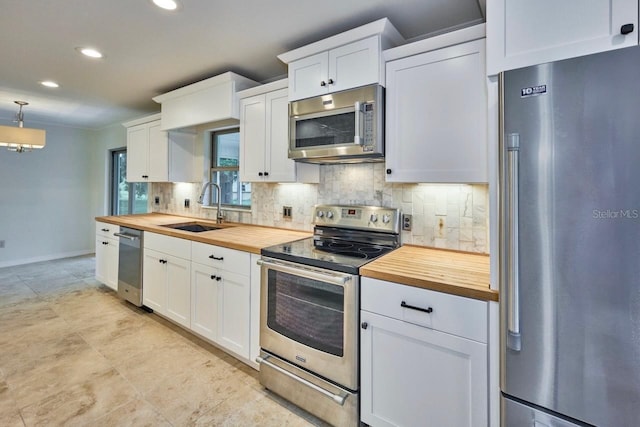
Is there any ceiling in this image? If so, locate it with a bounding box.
[0,0,485,130]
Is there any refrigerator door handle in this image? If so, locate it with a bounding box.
[507,133,522,352]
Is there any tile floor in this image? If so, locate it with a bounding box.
[0,255,327,426]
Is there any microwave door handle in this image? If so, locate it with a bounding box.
[354,101,363,145]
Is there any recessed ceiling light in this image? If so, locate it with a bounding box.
[41,81,60,88]
[152,0,178,10]
[76,47,104,59]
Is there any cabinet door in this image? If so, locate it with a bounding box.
[104,238,119,291]
[329,36,380,92]
[487,0,638,74]
[165,255,191,328]
[288,51,329,101]
[95,236,108,286]
[217,270,250,359]
[191,263,219,342]
[239,94,267,182]
[147,121,169,182]
[385,40,488,183]
[143,249,166,313]
[360,311,487,427]
[126,125,149,182]
[265,88,296,182]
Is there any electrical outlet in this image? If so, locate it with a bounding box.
[283,206,292,219]
[184,199,190,208]
[154,196,160,205]
[402,214,412,231]
[0,240,5,248]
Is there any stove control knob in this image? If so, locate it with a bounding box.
[370,214,378,223]
[326,211,334,219]
[382,214,391,224]
[316,211,324,218]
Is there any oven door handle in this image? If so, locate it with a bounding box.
[256,355,348,406]
[257,259,352,286]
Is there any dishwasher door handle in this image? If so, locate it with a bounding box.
[114,232,139,241]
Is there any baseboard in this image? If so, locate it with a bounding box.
[0,250,94,269]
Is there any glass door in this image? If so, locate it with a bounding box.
[111,149,148,215]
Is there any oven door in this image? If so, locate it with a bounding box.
[258,257,359,390]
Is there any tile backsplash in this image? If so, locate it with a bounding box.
[151,163,489,253]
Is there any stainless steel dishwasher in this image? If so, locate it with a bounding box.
[114,227,143,307]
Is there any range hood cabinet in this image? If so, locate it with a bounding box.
[153,72,259,131]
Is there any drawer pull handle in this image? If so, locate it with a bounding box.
[101,228,109,232]
[208,255,224,261]
[401,301,433,314]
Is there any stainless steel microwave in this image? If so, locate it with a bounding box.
[289,84,384,163]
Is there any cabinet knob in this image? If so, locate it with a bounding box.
[142,175,149,179]
[320,80,327,87]
[386,169,392,175]
[621,23,635,35]
[264,171,269,176]
[327,78,334,85]
[258,172,263,177]
[210,275,217,280]
[215,276,222,281]
[361,322,368,330]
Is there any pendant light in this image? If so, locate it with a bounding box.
[0,101,46,153]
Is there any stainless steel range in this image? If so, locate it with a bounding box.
[256,205,400,426]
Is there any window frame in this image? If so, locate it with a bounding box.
[110,148,148,215]
[207,128,251,209]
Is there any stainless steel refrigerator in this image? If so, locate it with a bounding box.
[500,46,640,427]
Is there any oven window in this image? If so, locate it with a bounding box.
[294,112,355,148]
[267,270,344,356]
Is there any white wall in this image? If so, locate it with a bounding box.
[0,120,97,267]
[90,123,127,217]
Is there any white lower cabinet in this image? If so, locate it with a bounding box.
[143,233,191,328]
[360,277,488,427]
[95,222,119,291]
[190,242,251,360]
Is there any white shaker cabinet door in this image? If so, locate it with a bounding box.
[265,88,296,182]
[329,36,380,93]
[385,39,488,183]
[239,94,267,182]
[126,125,149,182]
[164,254,191,329]
[217,270,251,359]
[288,51,329,101]
[360,310,488,427]
[486,0,638,74]
[146,121,169,182]
[191,263,219,342]
[142,249,167,314]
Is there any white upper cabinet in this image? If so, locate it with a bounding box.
[239,81,319,183]
[288,36,381,100]
[486,0,638,75]
[123,114,198,183]
[152,72,259,130]
[278,18,405,101]
[385,36,488,183]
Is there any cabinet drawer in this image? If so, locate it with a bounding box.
[144,232,191,259]
[96,222,119,239]
[191,241,250,274]
[361,277,487,343]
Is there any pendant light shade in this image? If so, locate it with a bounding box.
[0,101,46,152]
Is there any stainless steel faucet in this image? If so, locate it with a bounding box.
[197,181,225,223]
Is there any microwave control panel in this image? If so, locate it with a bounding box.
[362,103,375,151]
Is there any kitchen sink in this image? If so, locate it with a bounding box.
[160,222,229,233]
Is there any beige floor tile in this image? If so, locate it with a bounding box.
[8,342,114,408]
[0,256,328,427]
[20,368,139,427]
[91,398,172,427]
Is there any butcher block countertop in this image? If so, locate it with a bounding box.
[360,245,498,302]
[95,213,311,254]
